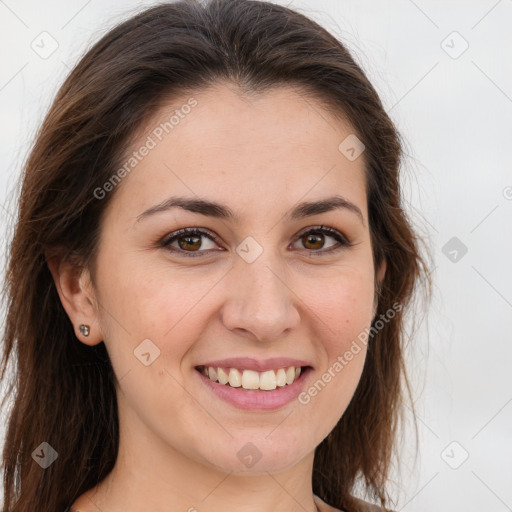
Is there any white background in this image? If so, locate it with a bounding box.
[1,1,511,511]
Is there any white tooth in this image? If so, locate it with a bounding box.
[228,368,242,387]
[259,370,277,390]
[241,369,260,389]
[276,368,287,387]
[285,366,295,385]
[208,366,217,381]
[295,367,302,379]
[217,367,229,385]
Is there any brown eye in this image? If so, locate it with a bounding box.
[292,226,351,255]
[177,234,202,251]
[162,228,221,257]
[302,232,326,250]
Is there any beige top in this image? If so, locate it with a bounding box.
[67,494,387,512]
[314,493,390,512]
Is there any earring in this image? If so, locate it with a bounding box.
[78,324,90,337]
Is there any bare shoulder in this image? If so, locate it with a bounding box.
[314,494,394,512]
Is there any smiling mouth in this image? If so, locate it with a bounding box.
[195,365,310,391]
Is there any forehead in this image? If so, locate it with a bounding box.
[105,83,368,224]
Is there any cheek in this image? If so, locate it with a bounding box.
[93,250,210,430]
[296,269,374,422]
[298,268,374,388]
[96,244,216,337]
[304,268,375,347]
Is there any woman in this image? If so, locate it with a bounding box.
[0,1,431,511]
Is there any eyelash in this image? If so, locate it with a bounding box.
[160,225,352,258]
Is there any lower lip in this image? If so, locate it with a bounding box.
[195,367,312,411]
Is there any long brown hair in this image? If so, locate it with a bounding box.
[1,1,431,511]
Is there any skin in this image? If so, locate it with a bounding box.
[49,82,385,512]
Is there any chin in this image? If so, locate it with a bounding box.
[198,439,309,475]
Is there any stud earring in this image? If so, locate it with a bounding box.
[78,324,90,337]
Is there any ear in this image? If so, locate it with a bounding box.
[46,251,103,346]
[372,258,387,318]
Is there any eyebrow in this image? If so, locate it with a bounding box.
[136,194,365,226]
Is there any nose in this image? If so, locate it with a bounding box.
[220,254,301,342]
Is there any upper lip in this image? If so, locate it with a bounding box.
[196,357,312,372]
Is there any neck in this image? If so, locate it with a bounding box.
[73,407,320,512]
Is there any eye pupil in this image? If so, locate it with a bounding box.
[179,235,201,250]
[303,233,324,250]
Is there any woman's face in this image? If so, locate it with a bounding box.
[87,83,384,475]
